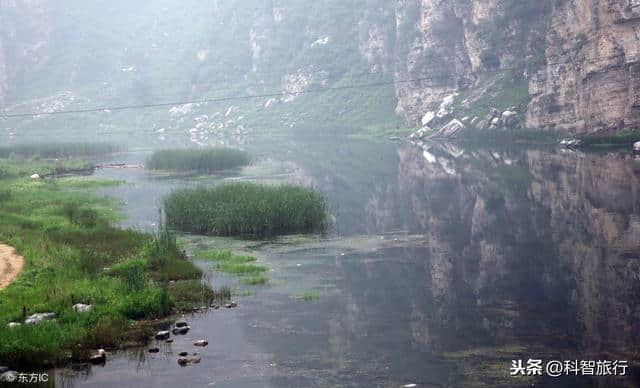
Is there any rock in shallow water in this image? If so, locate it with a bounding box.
[175,319,188,328]
[224,302,237,308]
[172,326,190,335]
[89,349,106,365]
[194,340,208,347]
[155,330,170,340]
[148,347,160,353]
[634,141,640,151]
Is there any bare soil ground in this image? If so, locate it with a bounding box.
[0,243,24,289]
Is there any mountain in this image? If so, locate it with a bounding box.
[0,0,638,140]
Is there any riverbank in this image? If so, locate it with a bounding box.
[0,158,224,369]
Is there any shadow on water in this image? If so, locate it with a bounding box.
[58,136,640,387]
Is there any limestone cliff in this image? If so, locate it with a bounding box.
[392,0,640,133]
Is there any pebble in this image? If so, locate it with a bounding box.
[224,302,237,309]
[194,340,208,347]
[175,319,189,328]
[165,339,174,343]
[148,347,160,353]
[172,326,190,335]
[179,351,188,357]
[178,357,190,366]
[155,330,170,340]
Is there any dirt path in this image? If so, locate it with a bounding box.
[0,243,24,290]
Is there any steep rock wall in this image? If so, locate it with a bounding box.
[392,0,640,132]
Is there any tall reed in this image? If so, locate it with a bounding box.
[164,182,327,238]
[146,148,250,173]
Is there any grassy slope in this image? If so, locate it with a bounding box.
[0,159,224,369]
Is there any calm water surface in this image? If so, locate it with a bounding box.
[55,137,640,387]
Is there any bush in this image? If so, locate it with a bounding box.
[62,202,99,228]
[145,148,251,173]
[164,182,327,238]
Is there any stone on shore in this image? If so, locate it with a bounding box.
[73,303,92,313]
[25,312,56,325]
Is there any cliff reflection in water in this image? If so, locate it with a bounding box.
[367,142,640,362]
[368,145,640,358]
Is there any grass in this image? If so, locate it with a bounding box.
[0,142,122,159]
[164,182,328,238]
[0,169,222,369]
[194,249,268,281]
[240,274,268,285]
[0,158,94,179]
[145,148,251,173]
[296,291,320,301]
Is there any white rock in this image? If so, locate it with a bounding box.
[421,111,435,126]
[423,150,436,164]
[73,303,92,313]
[7,322,20,329]
[633,141,640,151]
[436,119,466,138]
[30,174,40,179]
[25,312,55,324]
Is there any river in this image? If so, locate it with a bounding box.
[55,135,640,387]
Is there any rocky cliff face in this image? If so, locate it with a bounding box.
[392,0,640,133]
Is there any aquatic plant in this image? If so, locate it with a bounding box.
[145,148,251,173]
[194,248,267,277]
[165,182,327,238]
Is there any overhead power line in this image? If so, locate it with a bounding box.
[1,76,417,119]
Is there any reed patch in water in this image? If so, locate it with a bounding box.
[165,183,327,238]
[145,148,250,173]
